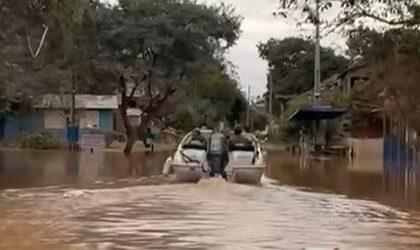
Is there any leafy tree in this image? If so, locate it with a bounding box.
[170,63,247,130]
[0,0,108,119]
[276,0,420,28]
[94,0,242,153]
[257,37,348,116]
[347,27,420,64]
[346,27,420,130]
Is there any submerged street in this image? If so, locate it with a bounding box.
[1,151,420,249]
[3,0,420,249]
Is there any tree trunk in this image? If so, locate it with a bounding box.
[137,116,150,146]
[119,75,136,154]
[124,127,136,154]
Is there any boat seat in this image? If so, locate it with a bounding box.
[182,140,207,150]
[229,143,254,152]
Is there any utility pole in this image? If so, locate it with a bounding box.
[71,73,76,124]
[268,66,273,130]
[69,72,77,151]
[314,0,321,106]
[246,85,251,127]
[308,0,322,150]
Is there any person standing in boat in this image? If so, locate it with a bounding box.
[207,132,229,179]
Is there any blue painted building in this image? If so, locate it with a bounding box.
[2,95,118,141]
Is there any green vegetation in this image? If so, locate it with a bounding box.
[276,92,312,142]
[257,37,348,141]
[258,37,348,95]
[277,0,420,28]
[19,133,62,150]
[257,37,349,118]
[95,0,243,153]
[268,0,420,138]
[0,0,245,153]
[346,27,420,130]
[171,64,247,130]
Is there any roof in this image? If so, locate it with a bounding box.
[338,64,367,79]
[34,94,118,109]
[289,106,347,121]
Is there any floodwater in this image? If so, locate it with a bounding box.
[1,151,420,249]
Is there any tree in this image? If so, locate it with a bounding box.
[276,0,420,28]
[170,62,247,130]
[0,0,105,108]
[257,37,348,115]
[94,0,242,153]
[277,1,420,131]
[346,27,420,130]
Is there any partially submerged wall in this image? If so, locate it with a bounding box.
[348,138,383,173]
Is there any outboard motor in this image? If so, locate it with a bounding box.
[207,133,229,179]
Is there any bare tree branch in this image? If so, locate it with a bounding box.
[129,74,147,99]
[353,4,416,26]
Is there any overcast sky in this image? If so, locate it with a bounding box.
[205,0,348,97]
[104,0,347,96]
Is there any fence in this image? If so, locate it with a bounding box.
[383,115,419,172]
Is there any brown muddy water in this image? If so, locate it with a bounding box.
[1,151,420,249]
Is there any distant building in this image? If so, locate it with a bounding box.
[314,64,384,139]
[1,94,118,141]
[317,64,372,104]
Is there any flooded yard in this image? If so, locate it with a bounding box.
[1,150,420,249]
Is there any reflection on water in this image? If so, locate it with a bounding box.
[265,153,420,211]
[1,151,420,249]
[0,151,171,189]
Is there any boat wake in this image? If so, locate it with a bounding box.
[197,177,228,187]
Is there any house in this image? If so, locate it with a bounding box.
[315,65,384,137]
[317,64,372,104]
[2,94,118,141]
[317,65,385,162]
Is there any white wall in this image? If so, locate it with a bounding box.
[348,138,383,173]
[44,111,66,129]
[79,110,99,128]
[43,110,101,129]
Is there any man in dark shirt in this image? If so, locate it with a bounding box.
[190,128,207,145]
[228,126,251,149]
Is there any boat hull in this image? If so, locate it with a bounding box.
[172,164,207,183]
[228,165,265,184]
[171,162,265,184]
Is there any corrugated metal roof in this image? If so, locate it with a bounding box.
[34,94,118,109]
[289,106,347,121]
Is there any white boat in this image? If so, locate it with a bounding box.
[225,139,266,184]
[162,128,266,184]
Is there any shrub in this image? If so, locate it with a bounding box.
[19,133,62,149]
